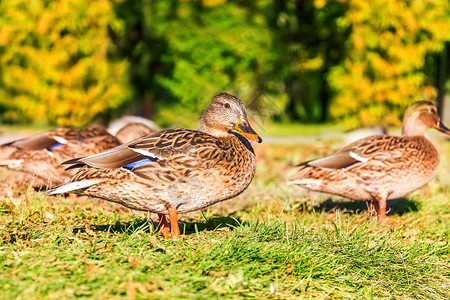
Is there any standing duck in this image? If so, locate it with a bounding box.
[48,93,262,240]
[287,101,449,222]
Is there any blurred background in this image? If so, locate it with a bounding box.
[0,0,449,130]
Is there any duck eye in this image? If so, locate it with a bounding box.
[224,103,230,109]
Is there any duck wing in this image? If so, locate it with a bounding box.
[4,126,112,151]
[4,132,62,150]
[306,135,405,170]
[63,128,220,170]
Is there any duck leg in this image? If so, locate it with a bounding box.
[68,194,78,200]
[157,214,171,239]
[168,206,181,240]
[377,197,387,223]
[370,192,388,223]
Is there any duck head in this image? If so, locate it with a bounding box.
[402,101,450,137]
[199,92,262,143]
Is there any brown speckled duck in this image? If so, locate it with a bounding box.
[0,126,120,187]
[287,101,449,222]
[48,93,262,240]
[0,123,154,188]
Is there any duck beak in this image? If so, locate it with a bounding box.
[233,117,262,143]
[435,120,450,135]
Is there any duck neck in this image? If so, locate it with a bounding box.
[402,117,428,137]
[230,131,255,155]
[199,122,230,138]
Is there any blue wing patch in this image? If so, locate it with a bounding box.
[47,143,63,150]
[124,158,154,170]
[344,162,361,169]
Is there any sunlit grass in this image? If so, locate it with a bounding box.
[0,137,449,299]
[258,122,342,136]
[0,124,53,134]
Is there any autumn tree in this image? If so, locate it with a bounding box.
[328,0,450,127]
[0,0,131,126]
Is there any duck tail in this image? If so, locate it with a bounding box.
[286,164,323,189]
[286,176,322,187]
[47,180,100,196]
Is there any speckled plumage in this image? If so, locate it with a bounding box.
[288,101,449,222]
[64,129,256,214]
[0,127,120,187]
[49,92,262,239]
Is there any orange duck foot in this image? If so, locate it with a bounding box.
[68,194,78,200]
[157,208,181,240]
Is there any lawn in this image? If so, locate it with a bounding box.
[0,129,449,299]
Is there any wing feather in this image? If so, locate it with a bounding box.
[62,128,221,170]
[5,127,112,150]
[7,133,59,150]
[64,146,145,169]
[307,135,406,170]
[307,150,360,169]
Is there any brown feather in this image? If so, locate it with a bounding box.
[307,150,359,169]
[9,133,58,150]
[48,92,260,216]
[66,146,145,169]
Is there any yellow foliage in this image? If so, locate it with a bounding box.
[298,57,324,71]
[329,0,450,127]
[0,0,131,126]
[202,0,227,7]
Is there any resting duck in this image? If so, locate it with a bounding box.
[0,123,154,188]
[0,126,120,187]
[48,93,262,240]
[288,101,449,222]
[114,122,156,144]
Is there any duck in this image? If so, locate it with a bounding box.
[287,101,450,222]
[0,126,120,187]
[114,122,156,144]
[48,92,262,240]
[0,122,154,188]
[107,115,158,138]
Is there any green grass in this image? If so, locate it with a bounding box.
[0,124,53,134]
[258,122,342,136]
[0,139,449,299]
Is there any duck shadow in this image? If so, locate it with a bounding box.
[309,197,419,216]
[73,215,244,236]
[180,216,245,235]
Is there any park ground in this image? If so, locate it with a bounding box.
[0,125,449,299]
